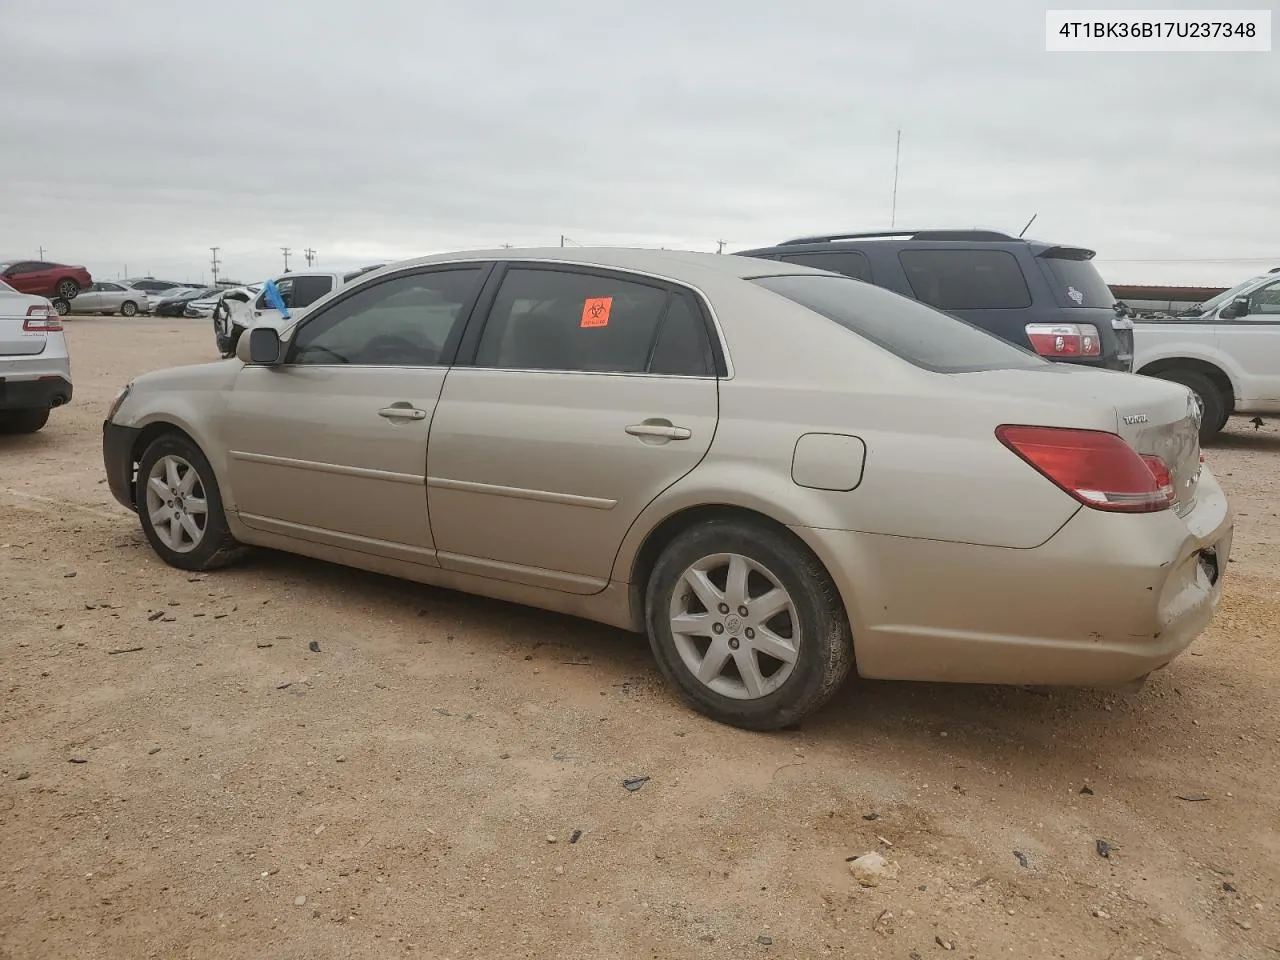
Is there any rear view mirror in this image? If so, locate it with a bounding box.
[248,327,282,364]
[1222,297,1251,319]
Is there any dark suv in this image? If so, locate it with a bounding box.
[736,229,1133,371]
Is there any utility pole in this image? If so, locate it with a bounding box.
[304,247,316,267]
[280,247,291,272]
[560,235,565,248]
[890,128,902,228]
[716,240,727,254]
[209,247,221,284]
[37,245,46,260]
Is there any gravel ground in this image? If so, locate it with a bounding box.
[2,316,1278,960]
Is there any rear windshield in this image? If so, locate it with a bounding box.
[750,273,1045,374]
[1040,251,1115,308]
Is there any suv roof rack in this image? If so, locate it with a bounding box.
[777,228,1020,246]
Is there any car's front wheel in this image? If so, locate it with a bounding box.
[645,518,854,730]
[135,432,245,571]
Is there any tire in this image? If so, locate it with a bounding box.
[0,408,51,434]
[51,298,69,316]
[56,278,80,299]
[135,432,246,571]
[645,518,854,731]
[1154,369,1229,443]
[120,300,138,317]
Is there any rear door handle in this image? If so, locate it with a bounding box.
[626,420,692,441]
[379,404,427,421]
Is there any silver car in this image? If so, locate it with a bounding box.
[101,248,1232,730]
[64,281,151,317]
[1,279,72,433]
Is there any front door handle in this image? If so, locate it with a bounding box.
[626,420,692,441]
[379,404,427,421]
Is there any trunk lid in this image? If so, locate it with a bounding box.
[0,290,47,356]
[953,365,1204,513]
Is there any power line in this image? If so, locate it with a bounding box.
[304,247,316,267]
[209,247,221,284]
[280,247,292,271]
[1096,257,1280,264]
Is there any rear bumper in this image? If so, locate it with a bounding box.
[0,375,73,410]
[793,469,1233,687]
[103,420,141,511]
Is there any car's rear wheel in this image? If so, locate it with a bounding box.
[645,518,853,730]
[135,433,245,571]
[56,278,80,299]
[1155,369,1229,442]
[0,408,51,434]
[120,300,138,317]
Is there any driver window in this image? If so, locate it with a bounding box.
[289,268,483,367]
[1248,280,1280,316]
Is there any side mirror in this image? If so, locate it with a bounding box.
[1222,297,1251,319]
[247,327,282,364]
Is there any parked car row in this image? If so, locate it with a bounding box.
[101,244,1234,732]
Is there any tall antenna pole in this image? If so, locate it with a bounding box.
[209,247,221,284]
[280,247,292,271]
[890,128,902,228]
[1018,213,1038,238]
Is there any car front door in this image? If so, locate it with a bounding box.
[426,264,721,594]
[72,283,103,312]
[220,265,490,564]
[2,262,40,295]
[1219,277,1280,402]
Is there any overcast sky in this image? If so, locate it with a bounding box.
[1,0,1276,287]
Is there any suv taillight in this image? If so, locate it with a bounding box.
[1025,323,1101,358]
[996,425,1175,513]
[23,305,62,332]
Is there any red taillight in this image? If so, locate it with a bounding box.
[23,304,62,332]
[1025,323,1101,358]
[996,425,1175,513]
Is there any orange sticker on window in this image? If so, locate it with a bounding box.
[581,297,613,328]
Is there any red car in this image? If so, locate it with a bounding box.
[0,259,93,301]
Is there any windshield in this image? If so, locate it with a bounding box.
[749,273,1046,374]
[1191,275,1267,315]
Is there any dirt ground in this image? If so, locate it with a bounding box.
[2,316,1278,960]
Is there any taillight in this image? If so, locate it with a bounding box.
[23,304,62,332]
[1025,323,1101,358]
[996,425,1175,513]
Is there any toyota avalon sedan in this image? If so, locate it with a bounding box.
[101,248,1232,730]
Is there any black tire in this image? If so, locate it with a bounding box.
[1154,369,1229,443]
[0,408,51,434]
[645,518,854,731]
[120,300,138,317]
[135,432,246,571]
[51,298,69,316]
[56,278,80,299]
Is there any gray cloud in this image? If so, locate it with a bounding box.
[2,0,1276,286]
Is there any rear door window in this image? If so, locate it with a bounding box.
[777,251,873,282]
[1038,250,1116,308]
[898,249,1032,310]
[291,275,333,308]
[749,272,1044,374]
[647,293,714,376]
[475,268,672,374]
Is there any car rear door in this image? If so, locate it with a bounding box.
[425,263,721,594]
[221,266,489,562]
